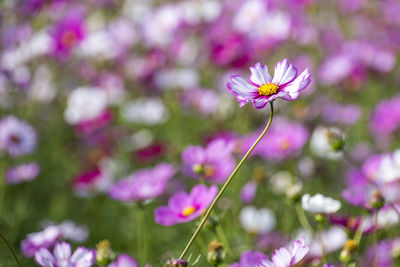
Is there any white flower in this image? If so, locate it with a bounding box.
[376,149,400,183]
[305,226,347,256]
[121,98,168,125]
[239,206,276,234]
[64,87,108,125]
[310,126,344,160]
[301,193,341,214]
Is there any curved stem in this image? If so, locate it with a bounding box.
[179,102,274,259]
[0,231,21,267]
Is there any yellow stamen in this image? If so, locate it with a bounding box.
[258,83,279,96]
[182,206,196,217]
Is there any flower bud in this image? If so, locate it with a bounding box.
[286,182,303,202]
[369,190,385,210]
[165,259,188,267]
[339,239,357,264]
[326,128,345,152]
[96,240,113,266]
[207,240,225,265]
[192,164,204,175]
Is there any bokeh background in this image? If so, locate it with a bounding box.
[1,0,400,266]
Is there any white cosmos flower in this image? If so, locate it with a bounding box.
[310,126,344,160]
[239,206,276,234]
[301,193,341,214]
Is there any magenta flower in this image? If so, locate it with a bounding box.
[182,138,235,184]
[261,236,309,267]
[5,162,40,184]
[154,184,218,226]
[50,11,86,59]
[226,59,311,108]
[109,254,138,267]
[229,250,269,267]
[0,115,36,157]
[34,242,95,267]
[109,163,175,202]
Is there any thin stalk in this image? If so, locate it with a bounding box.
[0,231,21,267]
[373,211,379,267]
[216,225,234,256]
[179,102,274,259]
[318,222,326,265]
[295,203,313,233]
[136,205,147,264]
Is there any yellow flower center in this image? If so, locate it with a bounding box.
[204,165,215,178]
[279,139,291,151]
[182,206,196,217]
[258,83,279,96]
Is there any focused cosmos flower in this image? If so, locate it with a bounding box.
[155,184,218,226]
[182,138,235,183]
[226,59,311,108]
[302,193,341,214]
[35,242,95,267]
[0,115,36,157]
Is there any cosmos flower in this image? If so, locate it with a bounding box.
[109,163,175,202]
[226,59,311,109]
[261,236,309,267]
[34,242,95,267]
[229,250,269,267]
[309,126,345,160]
[182,138,235,183]
[21,226,62,257]
[5,162,40,184]
[154,184,218,226]
[50,11,86,59]
[239,206,276,235]
[109,254,138,267]
[302,193,341,214]
[0,115,36,157]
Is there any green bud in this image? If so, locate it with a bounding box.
[207,240,225,265]
[96,240,113,266]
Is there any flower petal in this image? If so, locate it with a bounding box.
[250,63,272,86]
[271,247,291,267]
[227,75,259,106]
[290,237,309,265]
[35,248,56,267]
[272,59,297,86]
[280,68,311,101]
[53,242,71,261]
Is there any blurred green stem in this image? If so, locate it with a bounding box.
[216,225,234,256]
[318,221,325,266]
[0,231,21,267]
[295,204,313,233]
[179,102,274,259]
[373,211,379,267]
[136,205,147,264]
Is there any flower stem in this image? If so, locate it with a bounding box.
[179,102,274,259]
[216,225,234,256]
[373,210,379,267]
[318,221,326,265]
[295,203,313,233]
[136,205,147,264]
[0,231,21,267]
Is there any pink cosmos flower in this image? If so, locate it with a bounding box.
[261,236,309,267]
[226,59,311,108]
[109,163,175,202]
[182,138,235,184]
[34,242,95,267]
[21,226,61,257]
[5,162,40,184]
[154,184,218,226]
[50,11,86,59]
[109,254,138,267]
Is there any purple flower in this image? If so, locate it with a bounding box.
[261,236,309,267]
[229,250,269,267]
[240,117,308,161]
[5,162,40,184]
[154,184,218,226]
[370,94,400,139]
[109,163,175,202]
[0,115,36,157]
[226,59,311,109]
[50,11,86,59]
[109,254,138,267]
[240,181,257,203]
[182,138,235,184]
[34,242,95,267]
[21,226,61,257]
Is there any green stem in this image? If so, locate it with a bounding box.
[295,204,313,233]
[354,217,364,246]
[215,225,234,256]
[136,205,147,264]
[318,221,325,266]
[179,102,274,259]
[373,211,379,267]
[0,231,21,267]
